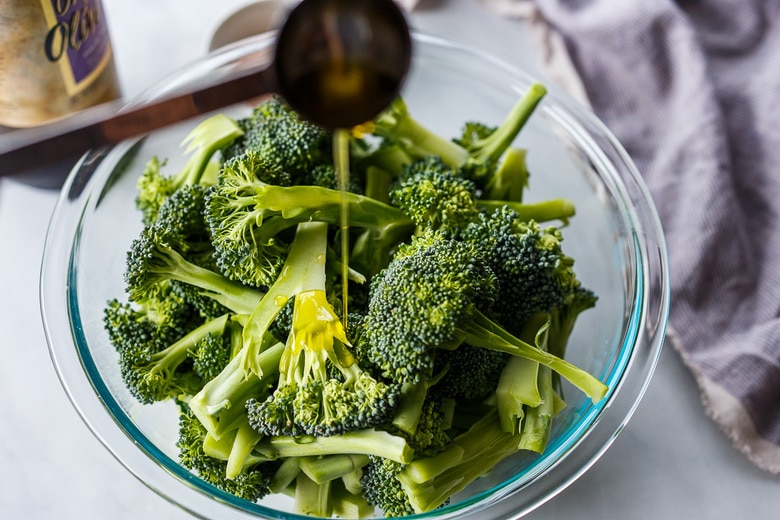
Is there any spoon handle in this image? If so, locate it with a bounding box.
[0,65,276,177]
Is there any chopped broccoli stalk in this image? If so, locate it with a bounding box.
[517,362,556,454]
[372,83,546,192]
[478,197,576,225]
[294,472,332,517]
[454,83,546,185]
[188,339,284,440]
[396,409,521,514]
[269,457,301,495]
[459,309,607,402]
[372,97,470,168]
[256,429,413,465]
[391,367,448,435]
[495,314,549,435]
[299,454,369,484]
[330,479,375,519]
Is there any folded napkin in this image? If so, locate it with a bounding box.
[478,0,780,473]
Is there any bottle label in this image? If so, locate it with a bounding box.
[39,0,112,96]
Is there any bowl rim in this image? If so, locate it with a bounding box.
[39,30,670,520]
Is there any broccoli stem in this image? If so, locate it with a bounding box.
[517,362,555,454]
[482,146,529,202]
[136,314,229,401]
[478,198,576,225]
[496,314,548,434]
[240,222,332,377]
[397,408,521,514]
[373,98,470,167]
[468,83,547,164]
[299,454,370,484]
[294,472,332,517]
[269,457,302,494]
[256,429,413,464]
[226,420,264,479]
[131,242,264,315]
[460,310,608,403]
[392,368,448,435]
[251,183,414,247]
[177,113,245,187]
[188,340,284,438]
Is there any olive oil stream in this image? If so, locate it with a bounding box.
[307,58,399,329]
[333,129,351,327]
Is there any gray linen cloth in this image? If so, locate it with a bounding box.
[479,0,780,473]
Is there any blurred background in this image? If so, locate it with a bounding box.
[0,1,777,518]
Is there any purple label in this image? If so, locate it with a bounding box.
[43,0,110,85]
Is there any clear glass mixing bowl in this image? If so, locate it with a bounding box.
[40,31,669,519]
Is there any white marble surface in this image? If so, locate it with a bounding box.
[0,1,777,518]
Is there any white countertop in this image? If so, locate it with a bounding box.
[0,1,777,518]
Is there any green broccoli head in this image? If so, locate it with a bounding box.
[135,114,244,225]
[206,150,414,288]
[103,282,201,356]
[153,183,212,257]
[434,344,508,401]
[463,206,582,334]
[124,221,264,315]
[225,96,333,181]
[361,456,414,518]
[205,150,293,288]
[246,290,400,437]
[363,231,499,384]
[389,156,480,237]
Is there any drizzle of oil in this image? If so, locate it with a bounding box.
[333,128,351,328]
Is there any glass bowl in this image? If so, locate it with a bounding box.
[40,31,669,519]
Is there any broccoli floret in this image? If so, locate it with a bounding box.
[153,183,212,259]
[390,156,574,241]
[189,315,242,382]
[452,83,546,189]
[224,96,332,182]
[124,222,264,315]
[242,224,400,437]
[462,206,587,335]
[363,230,608,403]
[177,407,273,502]
[434,344,507,401]
[205,149,414,287]
[390,156,480,237]
[361,457,413,518]
[117,313,230,404]
[310,163,364,194]
[245,290,400,437]
[136,114,244,225]
[103,282,201,356]
[370,84,546,194]
[363,231,498,384]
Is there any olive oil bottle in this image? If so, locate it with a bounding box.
[0,0,121,127]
